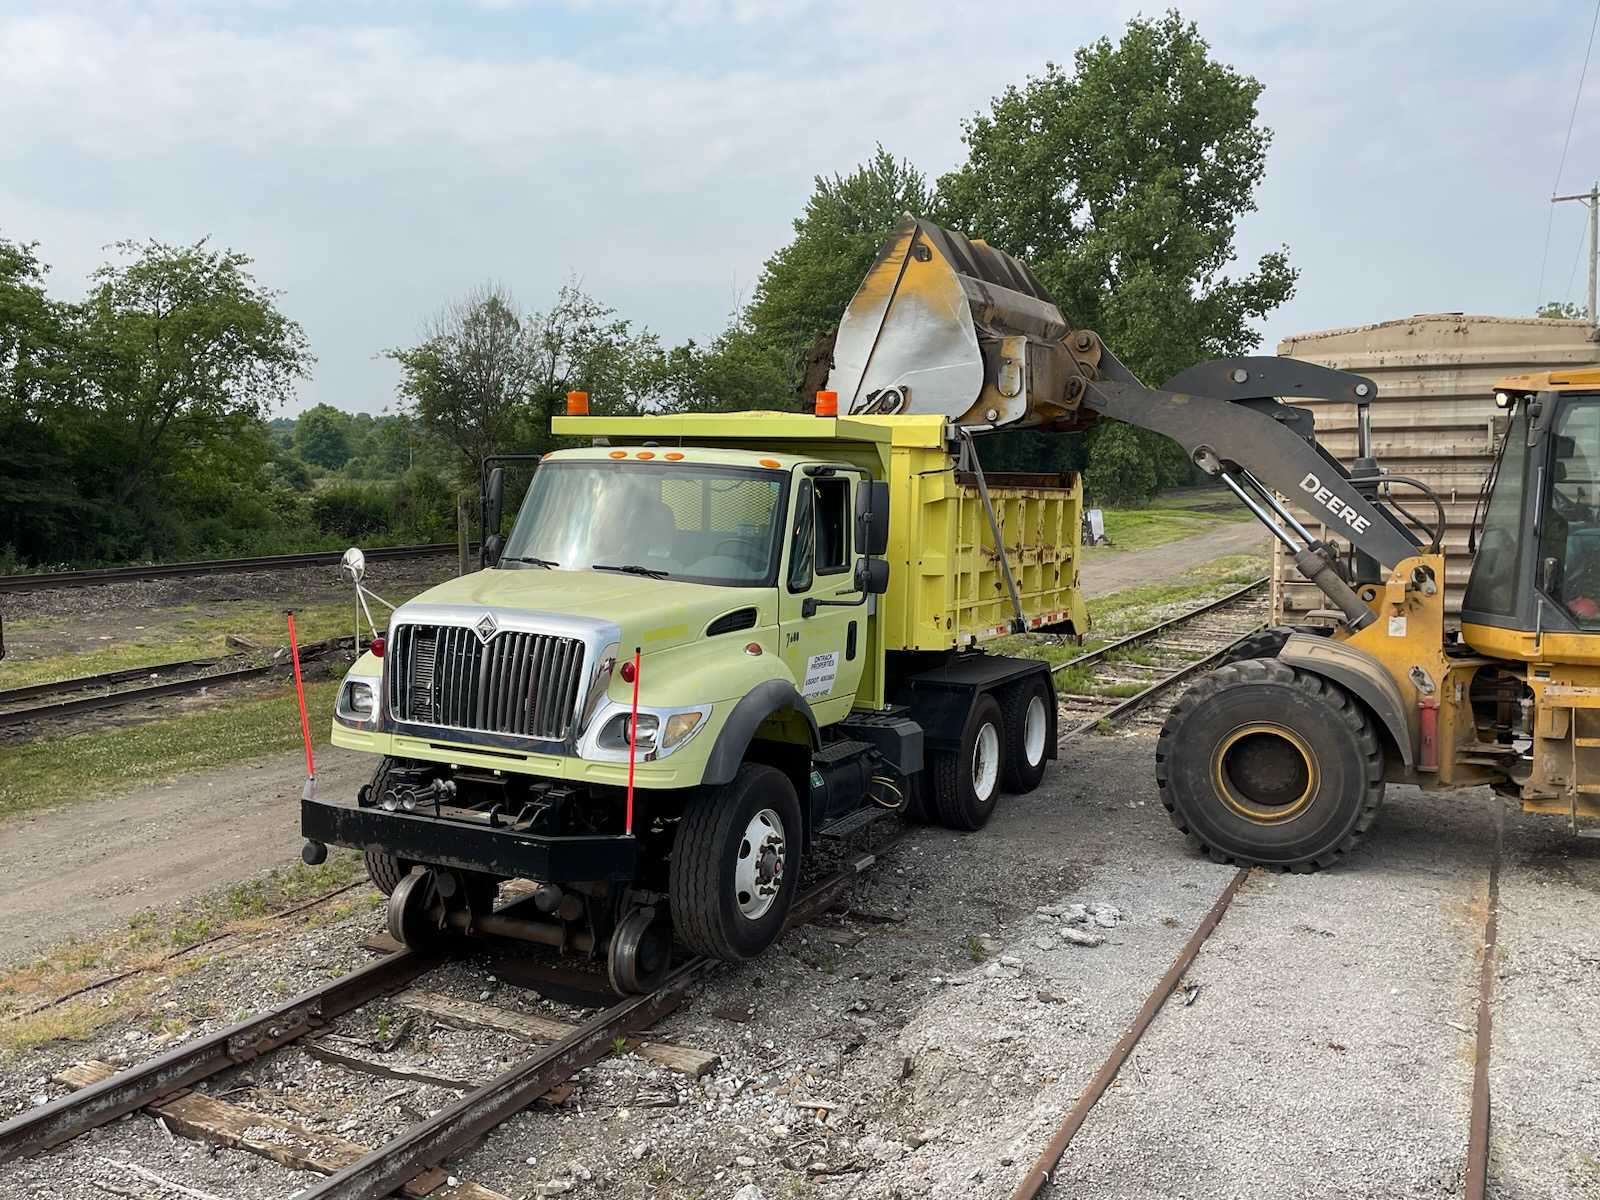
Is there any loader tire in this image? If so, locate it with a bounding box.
[999,675,1053,795]
[1155,658,1385,872]
[364,849,413,896]
[669,763,802,961]
[930,694,1005,831]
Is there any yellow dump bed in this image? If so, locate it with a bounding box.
[551,411,1088,651]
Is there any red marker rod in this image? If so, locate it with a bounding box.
[286,611,316,790]
[625,647,641,836]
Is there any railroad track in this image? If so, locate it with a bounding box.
[0,636,353,733]
[0,543,462,593]
[0,833,902,1198]
[1051,577,1270,739]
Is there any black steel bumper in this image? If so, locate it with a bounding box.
[301,795,639,883]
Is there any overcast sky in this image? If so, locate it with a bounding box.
[3,0,1597,415]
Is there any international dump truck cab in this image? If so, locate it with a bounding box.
[302,411,1088,991]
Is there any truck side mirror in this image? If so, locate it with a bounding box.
[856,479,890,556]
[481,467,506,568]
[855,557,890,595]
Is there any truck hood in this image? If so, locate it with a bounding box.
[394,567,766,654]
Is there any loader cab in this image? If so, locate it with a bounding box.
[1462,373,1600,660]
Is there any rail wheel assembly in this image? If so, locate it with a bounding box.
[1155,658,1386,871]
[386,867,498,949]
[607,906,672,994]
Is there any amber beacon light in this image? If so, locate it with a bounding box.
[815,389,838,417]
[566,390,589,415]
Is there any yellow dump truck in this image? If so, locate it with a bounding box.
[305,406,1087,990]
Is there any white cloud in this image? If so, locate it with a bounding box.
[0,1,1593,411]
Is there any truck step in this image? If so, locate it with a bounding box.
[812,739,875,765]
[815,806,894,840]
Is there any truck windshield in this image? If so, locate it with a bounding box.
[501,460,787,587]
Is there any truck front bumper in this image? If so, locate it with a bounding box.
[301,795,640,884]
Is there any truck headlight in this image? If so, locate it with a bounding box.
[585,705,709,760]
[335,675,380,725]
[661,710,706,750]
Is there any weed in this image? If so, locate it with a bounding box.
[611,1035,629,1055]
[965,934,987,962]
[377,1013,391,1040]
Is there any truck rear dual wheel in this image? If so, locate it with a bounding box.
[930,694,1006,831]
[670,763,802,961]
[1156,658,1386,871]
[999,676,1052,794]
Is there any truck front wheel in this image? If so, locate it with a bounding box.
[363,849,415,896]
[669,763,802,961]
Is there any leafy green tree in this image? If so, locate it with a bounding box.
[742,147,933,402]
[389,283,537,480]
[939,12,1295,497]
[293,402,354,469]
[1537,300,1586,320]
[526,282,663,430]
[75,239,313,507]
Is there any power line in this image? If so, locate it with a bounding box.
[1537,0,1600,306]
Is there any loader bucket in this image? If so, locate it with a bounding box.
[824,216,1128,431]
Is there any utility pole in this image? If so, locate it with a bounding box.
[1552,182,1600,325]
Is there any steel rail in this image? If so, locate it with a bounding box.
[1058,621,1267,741]
[1010,868,1251,1199]
[0,947,443,1162]
[1050,576,1268,678]
[0,638,352,729]
[1464,804,1503,1200]
[0,543,461,593]
[299,835,901,1200]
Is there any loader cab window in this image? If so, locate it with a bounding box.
[1540,398,1600,625]
[1464,405,1528,617]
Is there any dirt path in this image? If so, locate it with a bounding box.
[1,749,369,966]
[1078,520,1268,597]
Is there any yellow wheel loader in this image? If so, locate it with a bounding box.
[825,215,1600,869]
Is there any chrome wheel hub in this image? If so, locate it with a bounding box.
[734,807,786,920]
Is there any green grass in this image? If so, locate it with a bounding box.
[0,851,366,1052]
[2,602,361,689]
[0,677,340,823]
[994,552,1267,691]
[1092,503,1250,552]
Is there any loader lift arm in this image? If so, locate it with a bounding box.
[823,215,1442,632]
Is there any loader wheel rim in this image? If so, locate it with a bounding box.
[973,722,1001,799]
[1023,694,1048,766]
[1211,723,1318,824]
[734,808,786,921]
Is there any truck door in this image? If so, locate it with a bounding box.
[779,468,870,728]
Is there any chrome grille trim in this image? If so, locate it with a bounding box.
[389,622,587,742]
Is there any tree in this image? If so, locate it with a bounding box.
[742,147,933,402]
[1537,300,1586,320]
[293,403,354,469]
[74,239,313,507]
[526,283,663,429]
[938,11,1295,497]
[389,283,537,480]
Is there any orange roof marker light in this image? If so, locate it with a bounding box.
[664,452,684,461]
[759,458,782,469]
[566,390,589,416]
[636,451,655,460]
[815,389,839,417]
[608,449,628,459]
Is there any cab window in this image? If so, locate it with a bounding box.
[1540,398,1600,625]
[1464,407,1527,617]
[787,479,815,592]
[815,477,851,574]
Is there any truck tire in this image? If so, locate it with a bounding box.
[1155,658,1385,871]
[999,676,1052,794]
[930,693,1006,831]
[669,763,802,961]
[363,849,413,896]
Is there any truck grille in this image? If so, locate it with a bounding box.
[388,624,586,740]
